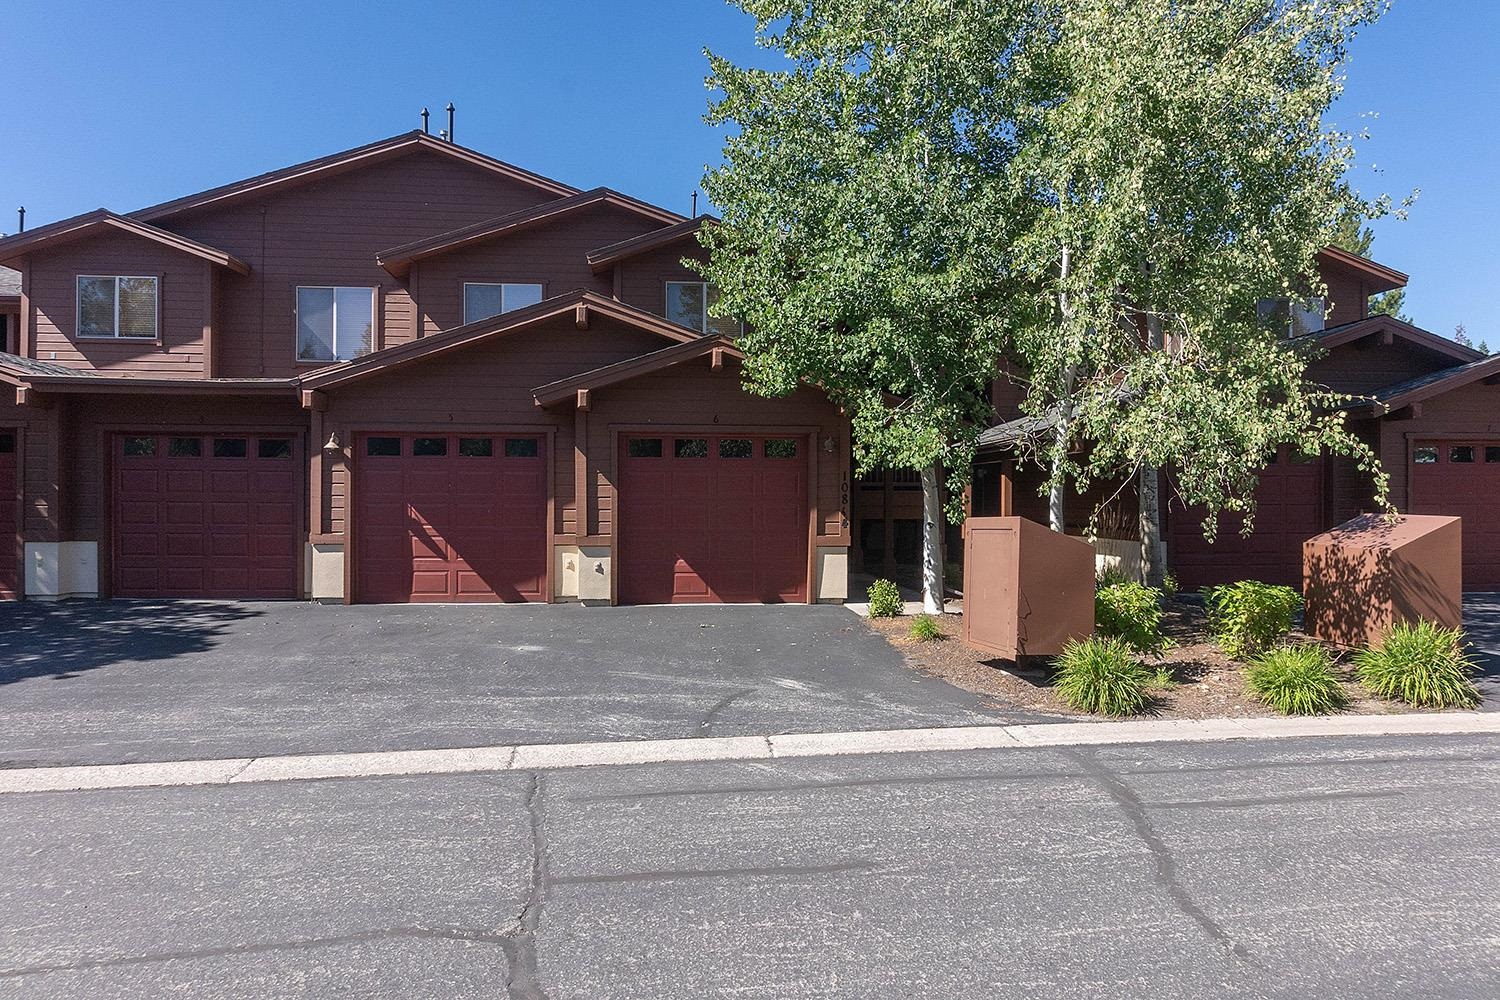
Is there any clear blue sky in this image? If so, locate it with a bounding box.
[2,1,1495,341]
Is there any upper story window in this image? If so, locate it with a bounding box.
[463,283,544,325]
[665,281,740,337]
[1256,296,1325,338]
[77,276,158,339]
[297,286,374,362]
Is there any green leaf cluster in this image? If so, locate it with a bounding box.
[700,0,1396,529]
[1354,620,1481,709]
[1247,644,1347,715]
[1203,580,1301,659]
[1052,636,1153,716]
[1095,581,1167,654]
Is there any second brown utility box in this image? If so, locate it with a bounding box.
[1303,513,1462,648]
[962,516,1095,659]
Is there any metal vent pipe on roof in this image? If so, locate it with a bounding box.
[16,207,23,233]
[692,191,698,216]
[446,103,455,143]
[421,107,430,134]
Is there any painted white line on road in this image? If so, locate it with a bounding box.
[0,712,1496,796]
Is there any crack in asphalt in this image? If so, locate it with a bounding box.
[1065,747,1270,980]
[499,772,550,1000]
[0,925,508,979]
[696,688,756,736]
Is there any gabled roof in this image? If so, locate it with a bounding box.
[130,131,580,223]
[586,215,715,274]
[1299,313,1483,364]
[0,210,250,273]
[533,333,741,407]
[1349,353,1500,416]
[376,189,685,277]
[298,289,702,391]
[1317,246,1408,293]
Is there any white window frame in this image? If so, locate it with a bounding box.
[76,275,159,340]
[295,285,377,363]
[462,282,545,325]
[664,281,740,336]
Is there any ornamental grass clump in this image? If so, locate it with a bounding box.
[866,578,903,618]
[1246,644,1347,715]
[1203,581,1301,659]
[1052,637,1152,717]
[1095,582,1167,654]
[908,614,942,641]
[1354,620,1481,709]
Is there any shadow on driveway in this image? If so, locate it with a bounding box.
[0,601,265,685]
[0,601,1056,768]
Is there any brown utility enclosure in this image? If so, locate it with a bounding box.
[962,516,1095,659]
[1303,513,1462,648]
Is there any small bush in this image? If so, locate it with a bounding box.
[1052,637,1152,717]
[1247,644,1347,715]
[866,578,903,618]
[1096,566,1132,589]
[1161,570,1179,597]
[908,614,942,641]
[1203,581,1301,659]
[1354,620,1481,709]
[1095,582,1167,654]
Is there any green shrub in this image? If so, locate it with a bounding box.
[1203,581,1301,659]
[1354,620,1481,709]
[866,578,903,618]
[1096,566,1132,589]
[1161,570,1179,597]
[1052,637,1153,717]
[1095,582,1167,654]
[1247,644,1347,715]
[908,614,942,641]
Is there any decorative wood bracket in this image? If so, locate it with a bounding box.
[575,303,590,330]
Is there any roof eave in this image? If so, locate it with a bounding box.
[130,132,582,224]
[298,289,701,392]
[531,333,739,407]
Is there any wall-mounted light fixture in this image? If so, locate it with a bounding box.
[823,435,836,454]
[323,430,342,453]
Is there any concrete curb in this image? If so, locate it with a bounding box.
[1,712,1496,796]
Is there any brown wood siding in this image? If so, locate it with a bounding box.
[1307,341,1442,398]
[413,204,659,336]
[616,242,707,317]
[26,233,208,377]
[162,149,564,376]
[1323,270,1367,327]
[319,316,670,536]
[587,362,849,542]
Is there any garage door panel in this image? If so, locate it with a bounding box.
[354,434,547,603]
[112,434,298,599]
[621,434,809,604]
[1411,440,1500,589]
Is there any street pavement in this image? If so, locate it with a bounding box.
[1,733,1495,999]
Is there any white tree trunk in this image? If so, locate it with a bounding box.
[920,464,945,614]
[1050,241,1073,535]
[1139,311,1166,585]
[1138,465,1163,586]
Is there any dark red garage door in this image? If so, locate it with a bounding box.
[0,429,17,600]
[1169,447,1324,590]
[355,433,547,603]
[1410,440,1500,590]
[113,433,298,598]
[619,434,808,604]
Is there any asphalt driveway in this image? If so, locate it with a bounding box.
[0,602,1046,768]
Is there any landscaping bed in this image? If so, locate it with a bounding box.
[865,598,1450,720]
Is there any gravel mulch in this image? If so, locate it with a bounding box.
[865,598,1415,720]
